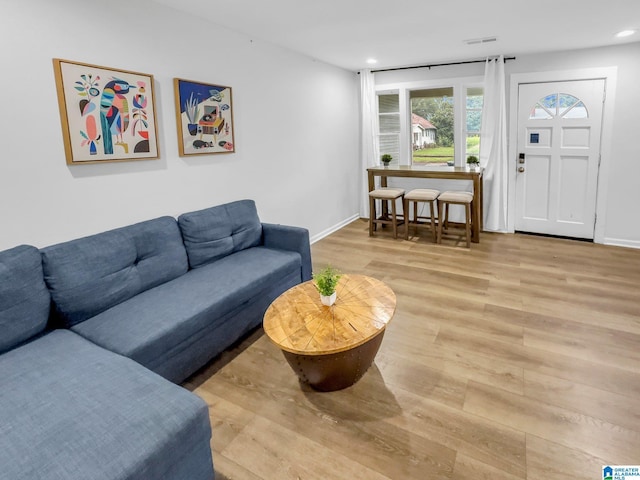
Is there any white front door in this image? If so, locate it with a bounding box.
[515,79,605,239]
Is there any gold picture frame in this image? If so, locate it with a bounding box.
[53,58,160,164]
[174,78,235,156]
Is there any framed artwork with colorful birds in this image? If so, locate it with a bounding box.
[53,59,159,164]
[173,78,235,156]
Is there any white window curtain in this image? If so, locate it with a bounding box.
[359,69,379,218]
[479,56,508,232]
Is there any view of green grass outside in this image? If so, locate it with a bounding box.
[467,135,480,156]
[412,146,454,164]
[413,135,480,164]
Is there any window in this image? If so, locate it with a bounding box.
[529,93,588,119]
[376,79,483,167]
[377,93,400,165]
[466,87,483,159]
[410,88,454,165]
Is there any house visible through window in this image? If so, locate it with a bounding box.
[411,88,454,165]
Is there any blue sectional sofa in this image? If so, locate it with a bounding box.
[0,200,311,480]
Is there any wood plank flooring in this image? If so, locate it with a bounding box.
[184,220,640,479]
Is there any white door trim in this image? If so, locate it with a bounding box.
[507,67,618,244]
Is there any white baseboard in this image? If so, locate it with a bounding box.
[310,214,360,244]
[603,237,640,249]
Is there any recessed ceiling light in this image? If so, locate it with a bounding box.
[366,58,378,64]
[616,29,636,38]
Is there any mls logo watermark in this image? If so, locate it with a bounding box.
[603,466,640,480]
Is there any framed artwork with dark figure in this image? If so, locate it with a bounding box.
[53,59,159,165]
[173,78,235,156]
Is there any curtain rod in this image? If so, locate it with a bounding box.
[369,56,516,73]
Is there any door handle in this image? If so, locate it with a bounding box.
[518,166,525,173]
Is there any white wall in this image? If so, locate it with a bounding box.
[0,0,360,250]
[373,43,640,247]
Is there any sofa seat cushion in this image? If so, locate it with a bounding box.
[0,245,50,354]
[72,246,302,374]
[41,216,188,328]
[0,329,213,480]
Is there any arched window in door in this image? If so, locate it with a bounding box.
[529,93,588,120]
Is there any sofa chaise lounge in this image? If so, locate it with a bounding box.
[0,199,311,480]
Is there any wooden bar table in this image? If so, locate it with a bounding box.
[263,275,396,391]
[367,165,483,243]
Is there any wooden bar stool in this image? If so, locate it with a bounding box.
[368,188,405,239]
[403,189,440,242]
[437,191,474,248]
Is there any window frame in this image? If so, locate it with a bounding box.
[410,87,455,166]
[376,76,484,167]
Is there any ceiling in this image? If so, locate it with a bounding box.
[153,0,640,71]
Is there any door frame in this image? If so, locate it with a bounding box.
[507,67,618,244]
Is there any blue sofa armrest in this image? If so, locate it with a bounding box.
[262,223,312,282]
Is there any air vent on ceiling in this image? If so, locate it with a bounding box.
[464,36,498,46]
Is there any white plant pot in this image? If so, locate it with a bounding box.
[320,292,336,307]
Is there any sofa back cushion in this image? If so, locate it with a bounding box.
[0,245,50,353]
[41,217,188,327]
[178,199,262,269]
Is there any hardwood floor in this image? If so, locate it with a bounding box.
[184,220,640,479]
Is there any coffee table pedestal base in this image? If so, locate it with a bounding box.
[281,331,385,392]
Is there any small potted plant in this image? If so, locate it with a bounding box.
[381,154,393,166]
[313,266,342,306]
[466,155,480,169]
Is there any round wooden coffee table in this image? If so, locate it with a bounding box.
[263,274,396,391]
